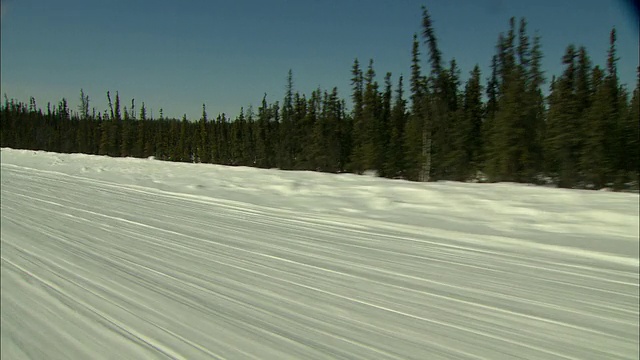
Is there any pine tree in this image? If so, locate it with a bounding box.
[358,59,381,172]
[230,110,245,165]
[107,91,114,120]
[242,106,256,166]
[338,97,350,172]
[197,103,210,163]
[255,94,270,168]
[166,119,178,161]
[409,34,424,108]
[582,66,611,188]
[434,58,461,180]
[114,92,121,121]
[545,45,581,187]
[386,75,407,178]
[626,67,640,186]
[217,113,230,165]
[421,6,442,78]
[482,55,499,172]
[77,89,90,153]
[377,72,393,176]
[351,59,364,120]
[517,18,530,71]
[487,72,523,181]
[279,69,295,169]
[103,91,121,156]
[420,6,445,181]
[78,89,90,120]
[120,98,135,158]
[485,17,543,182]
[520,24,545,180]
[299,89,320,170]
[134,102,147,158]
[404,34,426,181]
[311,90,337,172]
[121,106,130,157]
[181,114,192,162]
[581,29,623,188]
[58,98,72,153]
[450,65,483,180]
[270,101,280,168]
[349,58,367,173]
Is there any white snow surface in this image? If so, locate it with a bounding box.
[1,148,638,360]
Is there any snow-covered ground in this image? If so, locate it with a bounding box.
[1,148,638,360]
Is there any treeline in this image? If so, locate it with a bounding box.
[1,8,638,190]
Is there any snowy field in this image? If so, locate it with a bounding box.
[1,148,638,360]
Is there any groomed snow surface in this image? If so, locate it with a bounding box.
[1,148,638,360]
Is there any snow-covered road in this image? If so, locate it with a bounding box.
[1,149,638,359]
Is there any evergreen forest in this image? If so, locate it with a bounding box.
[2,7,638,190]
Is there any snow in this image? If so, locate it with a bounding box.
[1,148,638,359]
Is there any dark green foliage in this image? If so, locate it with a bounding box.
[415,5,452,182]
[484,18,545,183]
[421,6,442,78]
[357,59,381,172]
[195,104,210,163]
[310,88,344,172]
[255,95,278,168]
[628,68,640,174]
[278,70,296,169]
[578,29,635,189]
[448,65,483,181]
[581,66,613,187]
[545,45,582,187]
[1,9,636,191]
[377,73,393,177]
[349,58,368,173]
[385,75,407,178]
[404,34,426,181]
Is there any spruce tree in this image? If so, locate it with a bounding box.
[434,59,461,180]
[486,17,543,182]
[481,55,499,174]
[627,68,640,186]
[197,104,210,163]
[450,64,483,180]
[168,119,180,161]
[521,25,545,180]
[311,90,330,171]
[349,58,367,173]
[386,75,407,178]
[404,34,426,181]
[121,105,131,157]
[134,102,147,158]
[120,98,136,158]
[582,66,610,188]
[255,94,270,168]
[377,72,393,176]
[300,89,320,170]
[279,69,295,169]
[78,89,90,120]
[545,45,581,187]
[420,6,445,181]
[230,110,245,165]
[581,29,623,188]
[243,106,257,166]
[270,101,280,168]
[359,59,381,173]
[77,89,90,153]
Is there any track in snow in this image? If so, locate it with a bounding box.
[1,151,638,359]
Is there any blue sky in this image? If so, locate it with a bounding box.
[1,0,638,120]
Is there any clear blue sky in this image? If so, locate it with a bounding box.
[1,0,638,120]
